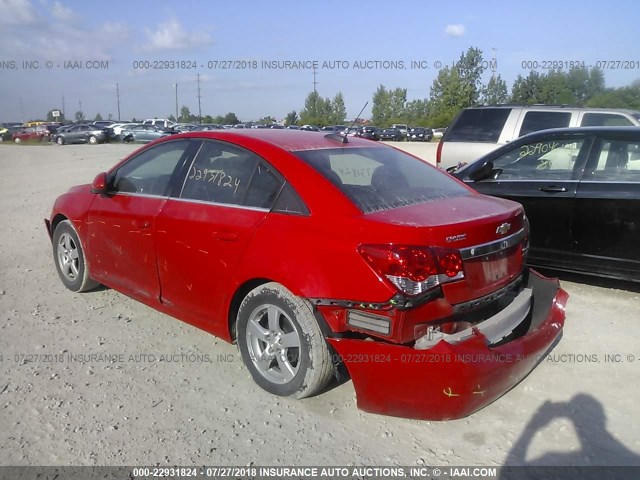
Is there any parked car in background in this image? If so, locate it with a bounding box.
[437,105,640,168]
[109,123,138,136]
[286,125,300,130]
[408,127,433,142]
[53,124,107,145]
[356,126,380,141]
[432,128,446,139]
[121,124,178,143]
[0,126,12,142]
[300,125,319,131]
[391,123,409,138]
[46,129,566,420]
[142,119,176,129]
[452,126,640,282]
[93,120,116,128]
[12,125,50,143]
[379,128,403,141]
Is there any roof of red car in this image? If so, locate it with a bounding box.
[178,129,382,151]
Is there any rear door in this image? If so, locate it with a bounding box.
[572,134,640,280]
[463,135,591,271]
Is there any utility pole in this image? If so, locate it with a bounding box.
[174,83,179,121]
[116,83,121,121]
[62,94,65,121]
[312,66,318,117]
[197,74,202,124]
[491,47,498,79]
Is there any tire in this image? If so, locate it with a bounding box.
[52,220,99,292]
[56,136,64,145]
[88,135,97,144]
[14,137,21,143]
[236,282,334,399]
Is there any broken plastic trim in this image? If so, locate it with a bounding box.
[307,286,443,312]
[415,287,533,349]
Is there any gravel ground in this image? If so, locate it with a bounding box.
[0,142,639,468]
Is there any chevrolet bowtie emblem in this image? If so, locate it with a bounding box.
[496,223,511,235]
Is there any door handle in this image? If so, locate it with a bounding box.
[216,231,238,242]
[133,219,151,229]
[539,186,567,193]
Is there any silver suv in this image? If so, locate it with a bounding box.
[436,105,640,168]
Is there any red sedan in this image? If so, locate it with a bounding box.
[13,125,49,143]
[46,130,567,420]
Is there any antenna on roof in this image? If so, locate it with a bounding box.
[324,101,369,144]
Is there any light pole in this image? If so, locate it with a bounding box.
[173,83,178,121]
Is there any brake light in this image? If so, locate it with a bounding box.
[358,244,465,296]
[436,139,443,168]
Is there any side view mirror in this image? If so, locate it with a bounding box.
[91,172,108,194]
[468,160,495,182]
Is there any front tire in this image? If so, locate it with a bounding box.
[52,220,99,292]
[56,136,64,145]
[236,283,334,399]
[88,135,97,144]
[14,137,21,143]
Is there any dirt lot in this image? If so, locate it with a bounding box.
[0,143,639,468]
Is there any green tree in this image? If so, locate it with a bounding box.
[482,74,509,104]
[285,110,298,126]
[222,112,240,125]
[75,111,85,122]
[510,71,544,104]
[371,85,407,126]
[427,66,465,126]
[179,106,193,123]
[299,91,332,126]
[586,83,640,110]
[95,113,103,121]
[330,92,347,124]
[404,99,429,125]
[455,46,485,106]
[168,114,177,122]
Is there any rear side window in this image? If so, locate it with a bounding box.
[588,139,640,181]
[445,108,511,142]
[295,147,469,213]
[581,113,634,127]
[518,111,571,137]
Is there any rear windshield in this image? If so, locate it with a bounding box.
[445,108,511,142]
[294,147,469,213]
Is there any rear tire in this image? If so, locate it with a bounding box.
[52,220,99,292]
[236,282,334,399]
[14,137,21,143]
[56,136,64,145]
[88,135,97,144]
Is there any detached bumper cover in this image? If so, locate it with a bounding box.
[327,269,568,420]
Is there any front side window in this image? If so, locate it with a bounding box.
[111,140,191,195]
[518,111,572,137]
[487,138,585,180]
[295,147,469,213]
[180,140,286,209]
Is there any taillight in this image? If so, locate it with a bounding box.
[358,244,465,296]
[436,139,444,168]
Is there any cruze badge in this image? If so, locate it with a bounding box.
[496,223,511,235]
[446,234,467,243]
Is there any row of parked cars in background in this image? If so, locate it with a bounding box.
[1,119,448,145]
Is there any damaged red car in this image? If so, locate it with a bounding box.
[46,130,567,420]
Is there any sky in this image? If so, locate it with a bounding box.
[0,0,638,123]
